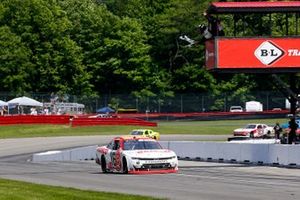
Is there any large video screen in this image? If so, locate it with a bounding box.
[205,37,300,72]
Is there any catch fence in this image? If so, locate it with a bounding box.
[0,91,290,114]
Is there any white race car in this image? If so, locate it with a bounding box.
[95,136,178,174]
[233,123,274,138]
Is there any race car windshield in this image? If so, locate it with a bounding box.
[131,131,143,135]
[123,140,162,150]
[245,124,256,129]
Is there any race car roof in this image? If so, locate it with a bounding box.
[207,1,300,14]
[131,129,150,132]
[116,135,154,140]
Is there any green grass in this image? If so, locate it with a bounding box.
[157,118,286,135]
[0,178,164,200]
[0,118,287,139]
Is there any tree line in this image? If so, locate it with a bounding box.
[0,0,298,105]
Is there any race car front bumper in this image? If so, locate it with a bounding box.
[128,157,178,174]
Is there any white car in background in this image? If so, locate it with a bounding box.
[229,106,243,112]
[233,124,274,138]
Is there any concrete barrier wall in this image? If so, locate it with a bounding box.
[268,145,289,165]
[32,146,97,162]
[32,142,300,167]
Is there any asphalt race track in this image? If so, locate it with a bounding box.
[1,135,300,200]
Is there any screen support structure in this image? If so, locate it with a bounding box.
[272,74,299,117]
[205,1,300,120]
[289,74,298,117]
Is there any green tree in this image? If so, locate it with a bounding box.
[210,74,256,111]
[172,64,215,93]
[103,0,215,94]
[0,0,92,95]
[2,0,294,101]
[0,26,32,94]
[61,0,171,98]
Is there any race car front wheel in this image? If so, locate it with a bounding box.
[101,156,107,173]
[122,157,128,174]
[250,132,254,138]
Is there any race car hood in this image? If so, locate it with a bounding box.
[234,128,254,132]
[123,149,176,159]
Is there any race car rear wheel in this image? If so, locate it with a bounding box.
[101,156,107,173]
[122,157,128,174]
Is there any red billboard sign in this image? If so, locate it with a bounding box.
[205,37,300,72]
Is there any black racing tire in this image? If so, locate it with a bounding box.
[250,132,254,138]
[101,156,107,173]
[122,157,128,174]
[262,134,267,139]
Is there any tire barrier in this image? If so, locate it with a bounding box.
[32,141,300,167]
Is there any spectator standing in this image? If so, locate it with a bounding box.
[44,107,49,115]
[203,11,225,37]
[0,106,4,115]
[288,117,298,144]
[273,122,282,139]
[30,107,37,115]
[0,106,7,115]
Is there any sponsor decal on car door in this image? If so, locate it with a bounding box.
[114,149,122,171]
[110,139,122,171]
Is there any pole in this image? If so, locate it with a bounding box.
[285,13,289,36]
[181,95,183,113]
[296,13,298,35]
[289,74,297,144]
[290,74,297,117]
[234,14,236,37]
[269,13,272,36]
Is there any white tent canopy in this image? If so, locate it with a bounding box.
[0,100,8,106]
[8,96,43,107]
